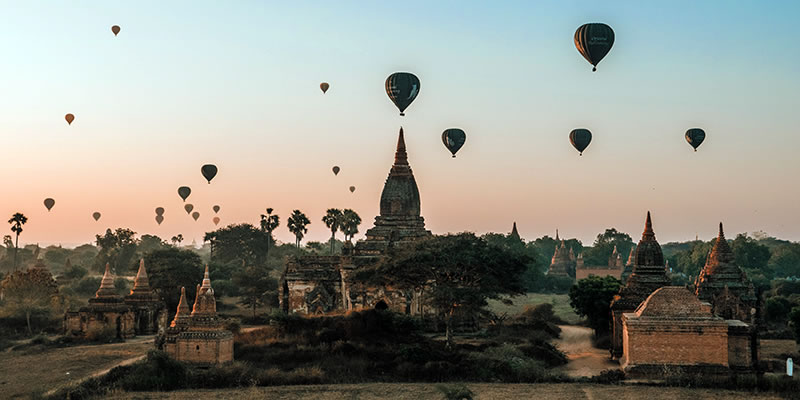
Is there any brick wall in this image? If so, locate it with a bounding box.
[576,268,622,281]
[622,320,728,369]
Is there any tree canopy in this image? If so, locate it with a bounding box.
[568,275,622,335]
[143,248,204,311]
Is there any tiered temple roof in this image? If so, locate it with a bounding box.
[548,234,574,277]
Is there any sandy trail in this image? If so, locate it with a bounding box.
[554,325,618,378]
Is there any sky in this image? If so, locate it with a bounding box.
[1,1,799,248]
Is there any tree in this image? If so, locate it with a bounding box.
[170,234,184,246]
[259,208,280,259]
[769,243,800,278]
[143,248,204,311]
[790,306,800,344]
[139,234,167,254]
[8,213,28,270]
[95,228,139,274]
[322,208,343,254]
[731,233,771,277]
[232,264,278,319]
[340,209,362,242]
[583,228,633,266]
[568,275,622,335]
[287,210,311,248]
[364,233,529,349]
[0,267,59,335]
[204,224,269,268]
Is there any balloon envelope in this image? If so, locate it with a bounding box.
[44,198,55,211]
[442,128,467,158]
[92,212,101,221]
[349,186,356,193]
[213,205,220,213]
[201,164,218,184]
[385,72,420,116]
[574,23,615,71]
[213,216,220,225]
[320,82,329,93]
[569,129,592,155]
[155,207,165,215]
[178,186,191,201]
[111,25,120,36]
[192,211,200,221]
[685,128,706,151]
[155,215,164,225]
[65,114,74,125]
[332,166,340,176]
[184,204,193,214]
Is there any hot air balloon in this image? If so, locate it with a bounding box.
[349,186,356,193]
[213,216,220,225]
[569,129,592,156]
[320,82,329,93]
[213,205,220,214]
[155,215,164,225]
[111,25,120,36]
[155,207,165,216]
[574,23,615,72]
[184,204,194,214]
[92,212,101,221]
[178,186,191,202]
[332,166,340,176]
[385,72,420,116]
[201,164,217,184]
[65,114,75,125]
[192,211,200,221]
[442,128,467,158]
[44,198,55,211]
[685,128,706,152]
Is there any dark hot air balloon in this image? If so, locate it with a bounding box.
[155,207,165,215]
[442,128,466,158]
[320,82,329,93]
[385,72,420,116]
[155,215,164,225]
[92,212,101,221]
[191,211,200,221]
[201,164,218,184]
[574,23,615,72]
[184,204,193,214]
[65,114,75,125]
[178,186,191,202]
[349,186,356,193]
[685,128,706,152]
[569,129,592,156]
[213,205,220,213]
[111,25,120,36]
[332,166,340,176]
[213,216,220,225]
[44,198,55,211]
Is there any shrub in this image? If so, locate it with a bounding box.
[591,369,625,384]
[85,325,117,342]
[73,277,102,296]
[436,383,474,400]
[118,350,187,391]
[114,278,128,295]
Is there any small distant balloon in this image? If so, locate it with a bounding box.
[92,212,101,221]
[201,164,218,184]
[349,186,356,193]
[155,215,164,225]
[569,129,592,156]
[332,166,340,176]
[320,82,329,93]
[213,216,220,225]
[111,25,120,36]
[574,23,615,72]
[441,128,467,158]
[65,114,75,125]
[385,72,420,116]
[184,204,193,214]
[213,205,220,214]
[685,128,706,152]
[191,211,200,221]
[178,186,191,202]
[44,198,55,211]
[155,207,165,216]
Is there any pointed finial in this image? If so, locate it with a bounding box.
[131,258,151,294]
[555,229,559,241]
[718,222,725,240]
[642,211,655,238]
[95,262,117,297]
[171,286,191,327]
[201,264,211,290]
[510,222,520,240]
[394,127,408,166]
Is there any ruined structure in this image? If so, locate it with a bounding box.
[621,286,756,375]
[575,245,624,281]
[124,259,167,335]
[621,247,635,283]
[64,263,135,339]
[547,231,575,277]
[695,223,757,322]
[280,128,431,315]
[610,212,670,359]
[163,266,233,366]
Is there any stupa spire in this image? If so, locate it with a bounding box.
[95,263,118,298]
[170,286,191,327]
[394,127,408,166]
[706,222,734,266]
[201,264,212,291]
[131,259,151,294]
[510,222,520,240]
[643,211,655,239]
[555,229,559,241]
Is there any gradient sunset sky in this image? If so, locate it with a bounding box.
[2,1,799,247]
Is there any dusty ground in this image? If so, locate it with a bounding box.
[554,325,618,378]
[0,335,154,399]
[112,383,783,400]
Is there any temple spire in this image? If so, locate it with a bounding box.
[131,259,151,294]
[555,229,559,241]
[171,286,190,327]
[95,263,117,298]
[394,127,408,166]
[706,221,734,266]
[201,264,212,291]
[510,222,520,240]
[642,211,655,239]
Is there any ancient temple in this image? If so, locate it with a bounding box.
[280,128,432,315]
[163,265,233,366]
[575,245,624,281]
[547,231,575,277]
[621,247,635,283]
[610,212,671,359]
[695,223,757,323]
[124,259,167,335]
[64,263,136,339]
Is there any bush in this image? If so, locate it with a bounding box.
[63,264,88,280]
[591,369,625,384]
[85,325,117,342]
[436,383,474,400]
[73,277,102,296]
[118,350,187,391]
[114,277,129,295]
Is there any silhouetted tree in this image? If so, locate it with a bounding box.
[322,208,343,254]
[568,275,622,335]
[233,263,278,319]
[340,209,362,242]
[95,228,138,274]
[583,228,633,266]
[8,213,27,270]
[170,234,184,246]
[260,208,280,259]
[0,266,59,335]
[144,248,204,311]
[287,210,310,248]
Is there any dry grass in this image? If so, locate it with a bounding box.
[761,339,798,360]
[487,293,581,324]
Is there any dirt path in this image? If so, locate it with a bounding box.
[0,335,154,399]
[554,325,618,378]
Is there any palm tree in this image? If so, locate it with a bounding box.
[287,210,310,248]
[340,209,362,242]
[321,208,343,254]
[260,208,280,259]
[8,213,28,270]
